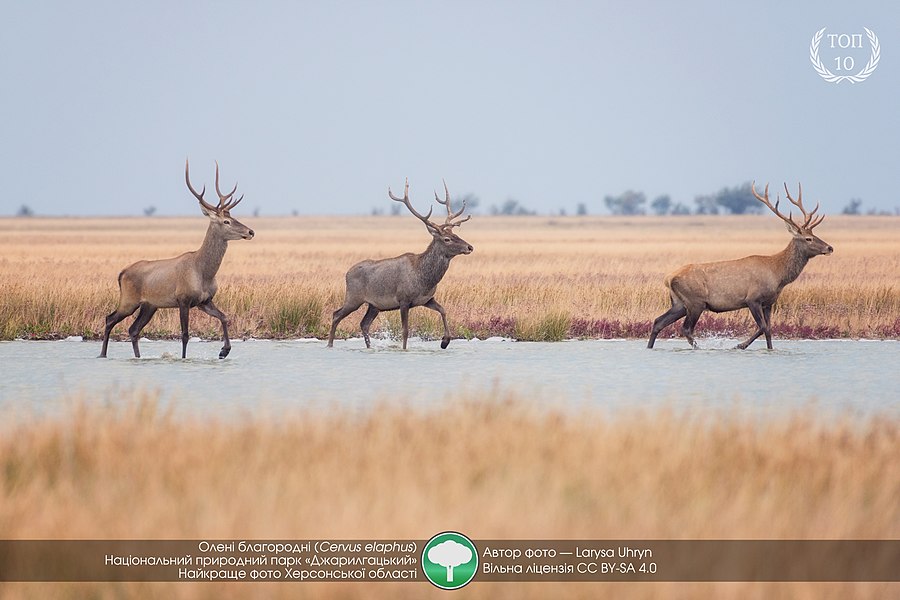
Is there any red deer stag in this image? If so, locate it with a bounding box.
[327,179,473,350]
[100,160,255,359]
[647,182,832,350]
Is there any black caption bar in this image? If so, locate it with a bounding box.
[0,540,897,582]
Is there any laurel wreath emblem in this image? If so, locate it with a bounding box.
[810,27,880,83]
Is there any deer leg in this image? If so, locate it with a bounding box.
[648,303,687,349]
[681,308,703,349]
[100,306,137,358]
[763,304,774,349]
[328,301,363,347]
[423,298,452,349]
[198,301,231,359]
[399,304,410,350]
[737,302,767,350]
[128,304,157,358]
[179,303,191,359]
[359,305,380,349]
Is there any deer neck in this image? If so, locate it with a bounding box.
[196,222,229,282]
[417,239,452,290]
[775,238,810,287]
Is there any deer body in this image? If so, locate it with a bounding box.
[347,241,453,311]
[328,180,473,350]
[648,183,832,350]
[99,160,254,359]
[668,241,810,313]
[118,233,227,310]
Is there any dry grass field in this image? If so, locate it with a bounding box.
[0,393,897,599]
[0,215,898,342]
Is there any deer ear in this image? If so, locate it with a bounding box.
[784,220,802,236]
[425,222,441,236]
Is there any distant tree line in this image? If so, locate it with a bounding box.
[10,190,900,219]
[841,198,898,216]
[604,182,763,216]
[489,198,535,216]
[604,183,899,217]
[370,183,899,217]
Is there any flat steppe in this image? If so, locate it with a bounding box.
[1,215,897,341]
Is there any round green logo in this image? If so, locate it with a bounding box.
[421,531,478,590]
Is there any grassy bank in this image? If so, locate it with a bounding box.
[0,393,896,598]
[1,215,898,341]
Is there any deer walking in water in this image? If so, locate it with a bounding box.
[99,160,255,359]
[327,179,473,350]
[647,182,832,350]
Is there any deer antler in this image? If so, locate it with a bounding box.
[389,178,434,225]
[751,181,803,231]
[214,161,243,212]
[783,183,825,230]
[185,159,219,214]
[434,179,471,228]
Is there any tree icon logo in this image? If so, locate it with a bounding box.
[422,531,478,589]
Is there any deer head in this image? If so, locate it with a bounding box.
[751,181,832,257]
[185,159,255,240]
[388,178,473,256]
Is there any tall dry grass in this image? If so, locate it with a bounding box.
[0,392,897,599]
[1,215,898,341]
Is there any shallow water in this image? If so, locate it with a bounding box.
[1,337,897,420]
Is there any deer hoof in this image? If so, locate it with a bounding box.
[440,338,450,349]
[219,347,231,359]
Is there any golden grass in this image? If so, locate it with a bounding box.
[1,392,897,599]
[1,215,899,341]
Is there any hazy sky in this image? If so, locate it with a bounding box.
[2,1,897,216]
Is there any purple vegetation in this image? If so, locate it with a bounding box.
[568,318,651,339]
[877,317,900,339]
[463,315,518,339]
[772,322,844,339]
[462,313,894,341]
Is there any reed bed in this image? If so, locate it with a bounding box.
[0,391,897,599]
[1,215,898,342]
